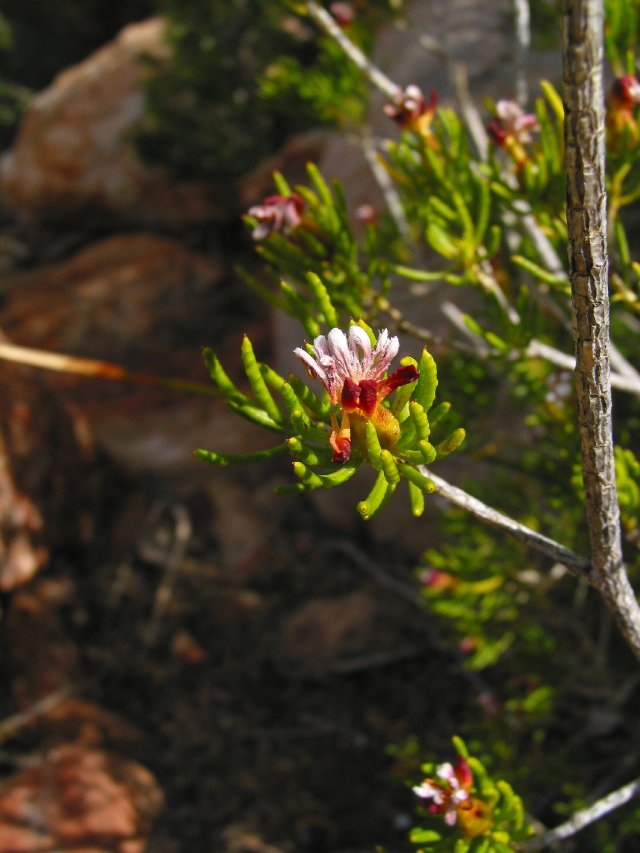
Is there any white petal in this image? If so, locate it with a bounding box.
[348,325,372,362]
[312,335,330,359]
[371,330,399,378]
[412,781,440,800]
[436,762,455,782]
[327,328,351,374]
[294,348,326,383]
[444,807,458,827]
[451,789,471,805]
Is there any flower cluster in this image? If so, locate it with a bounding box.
[487,99,539,166]
[247,193,305,240]
[294,325,418,463]
[330,1,355,27]
[413,757,493,839]
[385,85,438,139]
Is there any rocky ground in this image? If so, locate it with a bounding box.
[0,5,542,850]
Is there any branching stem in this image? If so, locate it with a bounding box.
[521,774,640,850]
[420,468,591,578]
[562,0,640,662]
[304,1,398,99]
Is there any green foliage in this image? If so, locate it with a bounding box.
[138,0,398,181]
[194,4,640,850]
[604,0,640,72]
[241,165,401,330]
[197,323,464,520]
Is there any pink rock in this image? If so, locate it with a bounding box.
[0,745,163,853]
[0,19,226,230]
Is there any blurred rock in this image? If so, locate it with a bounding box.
[0,19,226,231]
[0,363,103,591]
[0,233,249,479]
[222,825,285,853]
[0,233,222,365]
[0,745,163,853]
[278,590,387,676]
[3,578,80,705]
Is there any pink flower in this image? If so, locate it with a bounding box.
[610,75,640,109]
[413,758,474,827]
[247,193,304,241]
[294,325,418,463]
[607,76,640,150]
[330,2,355,26]
[356,204,378,226]
[487,100,539,147]
[385,85,438,135]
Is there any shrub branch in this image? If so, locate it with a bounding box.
[521,774,640,850]
[562,0,640,660]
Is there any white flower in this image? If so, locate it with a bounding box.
[294,325,400,406]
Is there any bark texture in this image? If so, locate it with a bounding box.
[562,0,640,660]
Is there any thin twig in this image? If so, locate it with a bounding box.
[360,132,411,239]
[383,294,640,396]
[513,0,531,105]
[0,686,74,743]
[140,502,193,647]
[521,775,640,850]
[563,0,640,663]
[0,340,217,396]
[420,467,591,577]
[525,339,640,395]
[305,1,398,99]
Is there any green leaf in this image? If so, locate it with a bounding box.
[227,399,285,433]
[474,174,491,245]
[241,336,283,422]
[398,464,436,493]
[358,470,395,519]
[286,437,331,466]
[540,79,564,124]
[426,221,459,260]
[409,828,443,844]
[278,381,312,430]
[414,348,439,412]
[410,401,431,441]
[419,440,437,464]
[292,460,324,488]
[306,271,338,327]
[203,349,248,403]
[380,449,401,485]
[307,161,334,208]
[428,401,451,426]
[194,444,288,465]
[408,479,425,517]
[272,170,291,196]
[288,374,332,418]
[365,421,383,469]
[315,463,360,488]
[436,428,466,458]
[392,265,446,283]
[511,255,568,288]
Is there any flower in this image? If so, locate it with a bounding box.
[247,193,304,240]
[294,325,418,463]
[330,2,355,26]
[355,204,378,226]
[413,758,493,838]
[385,85,438,139]
[607,75,640,150]
[487,99,539,166]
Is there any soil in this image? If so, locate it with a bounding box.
[0,265,487,853]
